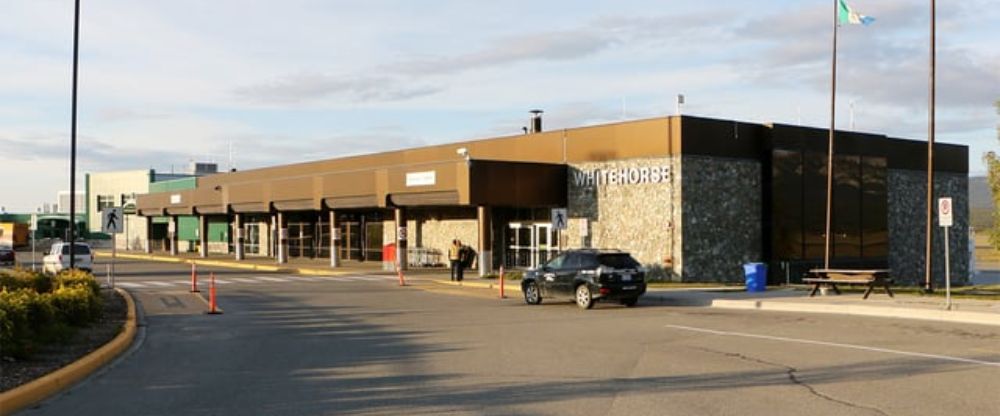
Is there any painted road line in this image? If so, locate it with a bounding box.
[229,278,259,284]
[340,276,380,282]
[254,276,292,282]
[117,282,146,289]
[361,274,399,280]
[146,281,175,288]
[665,324,1000,368]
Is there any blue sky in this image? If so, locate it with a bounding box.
[1,0,998,212]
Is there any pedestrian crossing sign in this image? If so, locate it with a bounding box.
[103,207,124,234]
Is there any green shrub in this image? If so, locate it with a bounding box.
[51,285,102,326]
[0,269,102,358]
[0,268,53,293]
[55,269,100,297]
[0,289,49,357]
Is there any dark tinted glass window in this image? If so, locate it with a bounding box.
[545,253,567,269]
[803,151,828,259]
[563,253,582,269]
[833,155,861,259]
[579,254,600,269]
[598,253,640,269]
[861,156,888,258]
[61,244,91,255]
[771,150,803,259]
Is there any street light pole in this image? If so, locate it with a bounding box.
[69,0,81,268]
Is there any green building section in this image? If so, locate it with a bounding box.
[149,177,197,193]
[147,177,229,244]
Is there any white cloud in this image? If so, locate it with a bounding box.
[2,0,998,211]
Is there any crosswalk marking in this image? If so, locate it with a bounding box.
[253,276,291,282]
[113,273,411,290]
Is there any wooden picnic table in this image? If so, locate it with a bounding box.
[803,268,893,299]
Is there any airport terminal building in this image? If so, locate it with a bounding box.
[135,115,969,285]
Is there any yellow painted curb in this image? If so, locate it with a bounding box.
[430,279,523,292]
[0,288,137,416]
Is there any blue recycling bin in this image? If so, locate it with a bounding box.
[743,263,767,292]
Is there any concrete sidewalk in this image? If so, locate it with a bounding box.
[646,287,1000,328]
[96,250,1000,327]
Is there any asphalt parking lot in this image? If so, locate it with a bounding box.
[13,257,1000,416]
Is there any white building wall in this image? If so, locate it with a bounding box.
[87,170,152,250]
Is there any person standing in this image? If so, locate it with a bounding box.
[449,239,463,282]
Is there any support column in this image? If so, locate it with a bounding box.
[478,205,493,277]
[329,210,340,267]
[234,213,244,260]
[277,212,288,264]
[144,216,153,254]
[395,207,407,271]
[169,216,178,256]
[198,215,208,258]
[266,215,274,257]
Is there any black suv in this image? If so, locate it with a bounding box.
[521,249,646,309]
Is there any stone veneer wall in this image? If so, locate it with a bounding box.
[383,216,478,265]
[566,157,680,280]
[887,170,969,285]
[680,156,762,283]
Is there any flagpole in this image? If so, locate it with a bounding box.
[825,0,839,270]
[924,0,936,292]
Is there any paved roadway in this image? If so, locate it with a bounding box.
[17,258,1000,416]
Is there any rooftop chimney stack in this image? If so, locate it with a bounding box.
[529,109,544,133]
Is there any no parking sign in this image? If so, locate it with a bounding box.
[938,197,953,227]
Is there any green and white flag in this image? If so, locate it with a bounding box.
[839,0,875,25]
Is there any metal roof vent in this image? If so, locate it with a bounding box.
[529,109,544,133]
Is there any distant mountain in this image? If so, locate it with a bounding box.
[971,176,995,231]
[971,176,993,209]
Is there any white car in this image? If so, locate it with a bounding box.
[43,242,94,274]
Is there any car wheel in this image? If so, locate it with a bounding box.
[621,297,639,307]
[575,284,594,309]
[524,281,542,305]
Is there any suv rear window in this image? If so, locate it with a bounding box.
[597,253,640,269]
[61,244,91,255]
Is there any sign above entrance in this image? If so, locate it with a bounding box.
[573,166,671,187]
[551,208,567,231]
[170,194,182,204]
[406,171,436,187]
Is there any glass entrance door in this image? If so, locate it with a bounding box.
[532,223,559,267]
[340,222,361,261]
[244,223,260,255]
[506,222,560,269]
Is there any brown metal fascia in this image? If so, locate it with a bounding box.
[457,161,471,205]
[375,169,389,208]
[136,192,169,216]
[669,115,681,155]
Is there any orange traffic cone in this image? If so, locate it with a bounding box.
[206,272,222,315]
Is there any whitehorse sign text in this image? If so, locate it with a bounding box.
[573,166,671,187]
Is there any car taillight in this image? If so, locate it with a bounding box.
[599,287,611,295]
